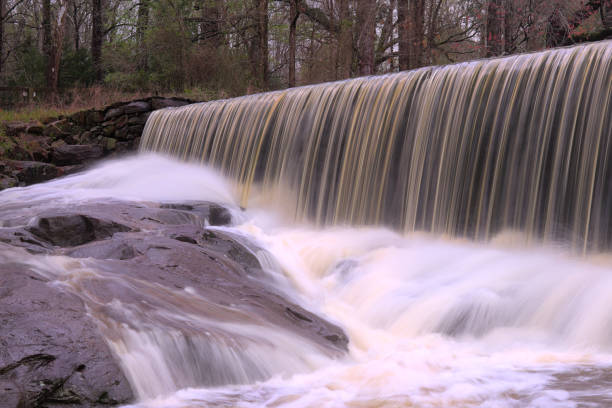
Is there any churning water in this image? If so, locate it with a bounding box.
[2,154,612,407]
[3,41,611,407]
[133,41,612,406]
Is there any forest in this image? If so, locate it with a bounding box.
[0,0,610,101]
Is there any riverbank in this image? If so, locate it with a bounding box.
[0,97,193,190]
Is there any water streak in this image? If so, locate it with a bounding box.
[141,41,612,251]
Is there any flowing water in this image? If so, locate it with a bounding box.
[3,41,612,407]
[3,155,612,407]
[142,41,612,253]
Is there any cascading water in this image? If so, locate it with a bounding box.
[141,41,612,252]
[2,41,612,407]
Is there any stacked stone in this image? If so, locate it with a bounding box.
[0,97,192,190]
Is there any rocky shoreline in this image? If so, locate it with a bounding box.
[0,97,192,189]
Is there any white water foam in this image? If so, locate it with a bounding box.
[2,155,612,407]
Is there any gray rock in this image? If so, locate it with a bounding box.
[0,262,134,407]
[26,124,44,134]
[127,115,148,126]
[27,213,131,247]
[103,107,124,121]
[123,101,150,114]
[87,110,105,126]
[4,122,28,136]
[10,161,59,184]
[0,175,18,190]
[127,125,144,135]
[151,98,191,110]
[209,204,232,226]
[0,198,349,406]
[114,127,129,141]
[52,144,104,166]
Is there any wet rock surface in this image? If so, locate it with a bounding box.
[0,260,134,407]
[0,199,349,407]
[52,144,104,166]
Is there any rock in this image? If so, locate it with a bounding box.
[127,114,148,126]
[103,107,124,121]
[115,115,129,128]
[10,161,59,184]
[123,101,150,114]
[127,125,144,135]
[0,262,134,407]
[103,137,117,151]
[51,139,67,149]
[78,131,92,144]
[0,174,17,190]
[26,124,44,135]
[52,144,104,166]
[151,98,192,110]
[69,110,89,127]
[0,198,349,406]
[115,126,129,140]
[102,124,116,136]
[0,228,53,253]
[114,142,131,154]
[27,214,131,247]
[87,110,104,126]
[209,204,232,226]
[40,116,58,125]
[43,121,70,139]
[4,122,27,136]
[58,164,86,176]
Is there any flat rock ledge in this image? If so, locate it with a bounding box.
[0,200,349,407]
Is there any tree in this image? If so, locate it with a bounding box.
[91,0,103,82]
[288,0,298,87]
[486,0,504,56]
[356,0,376,75]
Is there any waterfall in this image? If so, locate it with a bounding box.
[141,41,612,252]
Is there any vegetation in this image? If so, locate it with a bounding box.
[0,0,609,107]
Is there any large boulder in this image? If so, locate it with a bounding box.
[0,199,349,407]
[10,160,59,184]
[52,144,104,166]
[122,101,150,115]
[27,214,132,247]
[0,260,134,407]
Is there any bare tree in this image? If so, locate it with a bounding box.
[91,0,103,81]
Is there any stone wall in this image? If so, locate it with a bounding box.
[0,97,192,190]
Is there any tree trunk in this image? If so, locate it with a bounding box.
[250,0,268,89]
[397,0,409,70]
[407,0,425,69]
[91,0,103,82]
[398,0,424,70]
[42,0,53,87]
[485,0,504,57]
[336,0,351,79]
[504,0,513,54]
[49,2,67,91]
[356,0,376,75]
[136,0,149,70]
[72,1,79,50]
[0,0,4,79]
[288,0,298,87]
